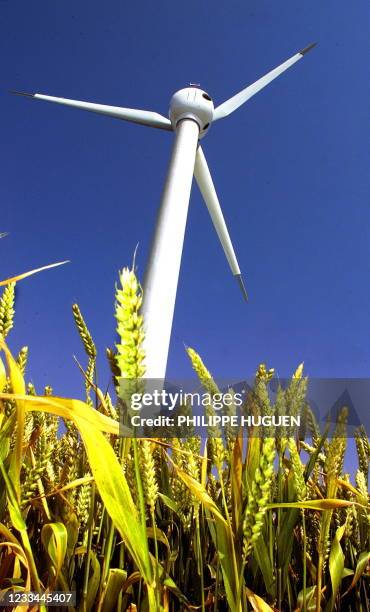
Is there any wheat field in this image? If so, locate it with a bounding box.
[0,265,368,611]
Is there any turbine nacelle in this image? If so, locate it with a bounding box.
[169,87,214,137]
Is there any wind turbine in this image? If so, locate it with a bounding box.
[12,43,316,380]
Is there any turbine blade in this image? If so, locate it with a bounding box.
[213,43,317,121]
[10,91,173,130]
[194,146,248,301]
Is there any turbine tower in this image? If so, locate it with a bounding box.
[12,43,316,380]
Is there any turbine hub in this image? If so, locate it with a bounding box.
[169,87,214,137]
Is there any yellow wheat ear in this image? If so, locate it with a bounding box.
[0,282,15,338]
[293,362,304,379]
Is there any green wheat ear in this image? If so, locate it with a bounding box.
[72,303,97,359]
[115,267,145,380]
[76,473,92,531]
[186,347,224,467]
[115,267,146,419]
[255,363,275,382]
[242,435,275,559]
[0,282,16,338]
[186,347,220,396]
[355,427,369,480]
[72,304,97,405]
[106,346,121,386]
[288,437,307,501]
[16,346,29,376]
[139,439,158,515]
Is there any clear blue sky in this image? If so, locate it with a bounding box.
[1,0,369,398]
